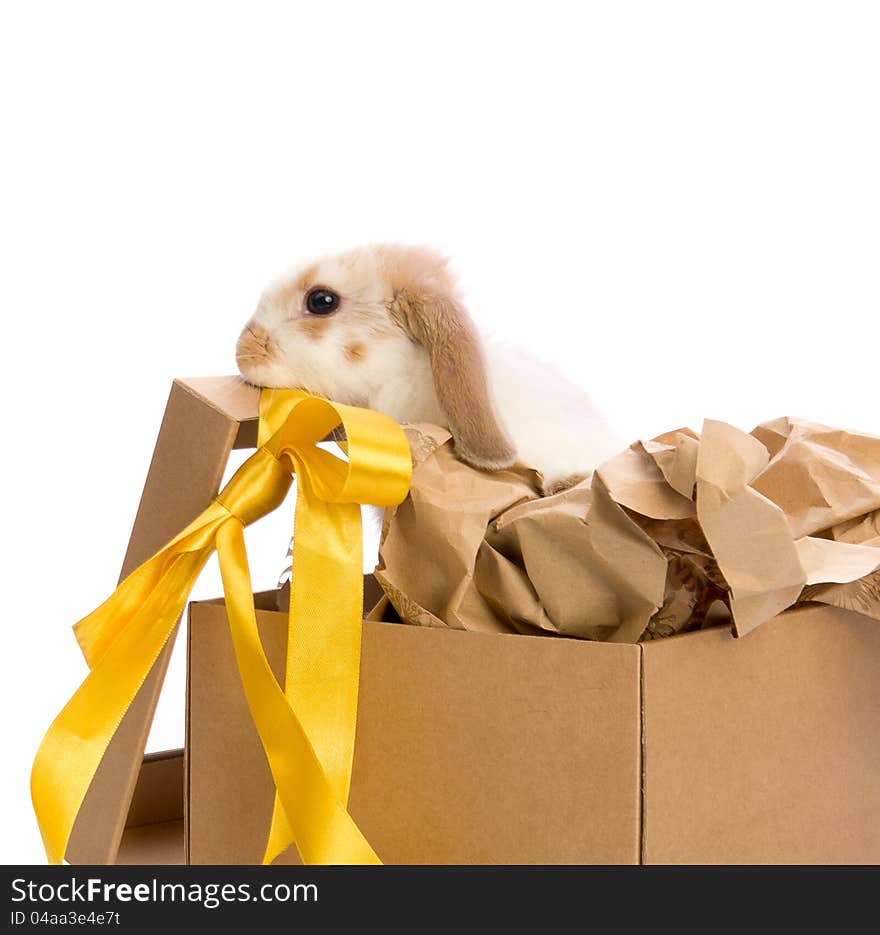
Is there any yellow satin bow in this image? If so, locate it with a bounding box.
[31,389,412,865]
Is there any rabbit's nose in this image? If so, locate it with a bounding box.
[245,323,270,346]
[237,322,272,361]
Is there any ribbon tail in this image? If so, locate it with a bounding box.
[262,798,295,865]
[216,520,380,865]
[287,483,364,800]
[31,548,211,863]
[261,481,365,862]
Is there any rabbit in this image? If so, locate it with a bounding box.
[235,244,625,494]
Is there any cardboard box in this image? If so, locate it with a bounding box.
[187,593,880,864]
[70,376,880,864]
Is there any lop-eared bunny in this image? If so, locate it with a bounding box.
[236,244,623,493]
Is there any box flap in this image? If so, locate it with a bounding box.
[172,376,260,450]
[66,378,254,865]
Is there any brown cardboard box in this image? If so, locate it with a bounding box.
[187,593,880,864]
[71,376,880,864]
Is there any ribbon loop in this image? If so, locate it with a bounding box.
[266,395,413,509]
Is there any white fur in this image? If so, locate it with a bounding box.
[482,341,625,485]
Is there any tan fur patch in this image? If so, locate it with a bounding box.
[298,317,329,340]
[373,244,457,301]
[344,341,367,363]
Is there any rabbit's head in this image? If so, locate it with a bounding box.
[237,244,515,470]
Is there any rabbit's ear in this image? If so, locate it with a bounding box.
[390,285,516,471]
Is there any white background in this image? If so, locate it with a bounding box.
[1,1,877,865]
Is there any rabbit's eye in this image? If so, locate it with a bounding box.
[305,288,340,315]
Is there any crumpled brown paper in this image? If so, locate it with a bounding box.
[375,417,880,642]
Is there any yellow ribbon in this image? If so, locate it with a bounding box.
[31,389,412,865]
